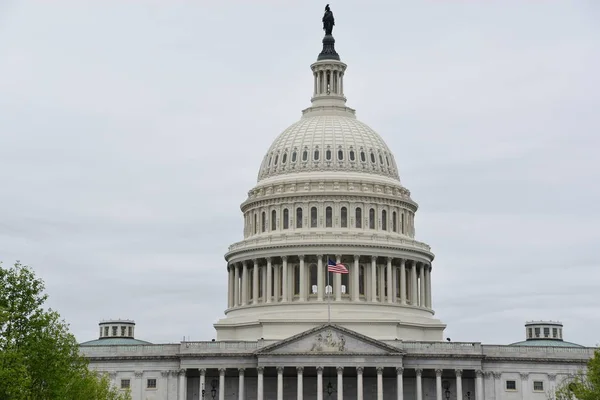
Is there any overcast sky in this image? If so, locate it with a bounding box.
[1,0,599,347]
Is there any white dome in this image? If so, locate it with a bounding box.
[257,114,400,183]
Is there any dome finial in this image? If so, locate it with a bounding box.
[318,4,339,61]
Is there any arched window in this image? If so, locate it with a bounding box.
[271,210,277,231]
[268,155,272,166]
[382,210,387,231]
[370,152,376,163]
[283,209,289,229]
[313,149,320,161]
[258,266,263,298]
[302,150,308,162]
[360,151,366,162]
[274,155,278,165]
[282,153,287,164]
[379,154,384,164]
[294,265,300,295]
[338,150,344,160]
[254,213,257,234]
[355,208,362,228]
[296,207,303,228]
[369,208,375,229]
[349,150,355,161]
[392,211,397,232]
[311,207,318,227]
[292,151,297,162]
[326,149,332,160]
[385,155,390,166]
[326,206,332,227]
[396,267,401,300]
[341,207,348,227]
[359,265,365,295]
[261,211,266,232]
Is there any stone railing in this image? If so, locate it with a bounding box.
[400,341,482,355]
[179,341,263,354]
[228,232,431,253]
[80,344,180,358]
[483,345,596,360]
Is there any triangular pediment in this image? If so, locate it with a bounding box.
[256,324,403,355]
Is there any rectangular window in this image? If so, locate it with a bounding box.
[544,327,550,338]
[528,328,533,338]
[147,378,157,389]
[112,326,117,336]
[121,379,131,389]
[128,326,132,337]
[553,327,558,338]
[534,327,540,338]
[506,380,517,391]
[121,326,126,336]
[533,381,544,392]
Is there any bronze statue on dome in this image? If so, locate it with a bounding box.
[322,4,335,36]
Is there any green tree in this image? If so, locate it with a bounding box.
[0,261,130,400]
[554,348,600,400]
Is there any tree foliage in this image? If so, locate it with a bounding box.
[554,349,600,400]
[0,261,130,400]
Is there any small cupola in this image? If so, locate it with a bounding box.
[98,319,136,339]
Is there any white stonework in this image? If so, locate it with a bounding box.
[81,22,595,400]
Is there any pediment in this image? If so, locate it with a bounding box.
[256,324,403,355]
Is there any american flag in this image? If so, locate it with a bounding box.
[327,259,348,274]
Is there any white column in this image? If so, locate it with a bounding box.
[376,367,384,400]
[352,255,360,301]
[340,72,344,95]
[241,261,248,306]
[297,367,304,400]
[335,255,342,301]
[317,367,323,400]
[371,257,377,302]
[178,369,186,400]
[476,370,484,400]
[400,259,406,305]
[228,267,233,308]
[494,372,502,400]
[218,368,225,400]
[520,373,529,400]
[378,264,385,302]
[274,263,280,302]
[356,367,364,400]
[299,255,306,302]
[317,255,324,301]
[199,369,206,400]
[387,258,393,304]
[396,367,404,400]
[261,263,267,303]
[435,369,443,400]
[419,265,426,307]
[392,265,398,302]
[257,367,264,400]
[411,261,418,305]
[416,369,423,400]
[266,258,272,303]
[252,261,259,305]
[456,369,463,400]
[281,257,288,302]
[425,266,432,308]
[277,367,284,400]
[238,368,245,400]
[336,367,343,400]
[234,264,240,306]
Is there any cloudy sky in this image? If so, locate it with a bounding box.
[1,0,599,347]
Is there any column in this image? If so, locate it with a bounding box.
[234,264,240,306]
[396,367,404,400]
[335,255,342,301]
[416,369,423,400]
[400,259,406,305]
[392,265,398,302]
[237,368,245,400]
[352,255,360,301]
[199,369,206,400]
[371,257,377,302]
[313,72,317,96]
[281,257,288,302]
[178,369,186,400]
[435,369,443,400]
[387,258,393,304]
[379,264,385,302]
[419,265,426,307]
[257,367,264,400]
[476,370,484,400]
[252,261,259,305]
[425,266,432,308]
[218,368,225,400]
[297,367,304,400]
[494,372,502,400]
[376,367,384,400]
[317,255,324,301]
[266,258,272,303]
[277,367,284,400]
[299,255,306,302]
[228,267,234,308]
[274,263,280,302]
[160,371,168,399]
[356,367,364,400]
[261,263,267,303]
[316,367,324,400]
[455,369,463,400]
[135,371,143,400]
[241,261,248,306]
[336,367,343,400]
[520,373,529,400]
[411,261,418,305]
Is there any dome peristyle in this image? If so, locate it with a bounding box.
[258,114,400,183]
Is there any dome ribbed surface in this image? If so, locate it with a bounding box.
[257,115,400,182]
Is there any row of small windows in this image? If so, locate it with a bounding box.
[121,379,156,390]
[266,147,394,169]
[250,207,407,233]
[527,326,562,339]
[101,325,133,338]
[505,380,545,392]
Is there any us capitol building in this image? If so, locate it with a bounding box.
[80,7,595,400]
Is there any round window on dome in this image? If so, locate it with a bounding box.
[302,150,308,162]
[338,150,344,161]
[268,155,273,166]
[292,151,297,163]
[370,152,376,164]
[349,150,355,161]
[326,149,332,160]
[385,155,390,166]
[379,154,383,165]
[274,155,279,165]
[282,153,287,164]
[360,151,366,162]
[314,149,320,161]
